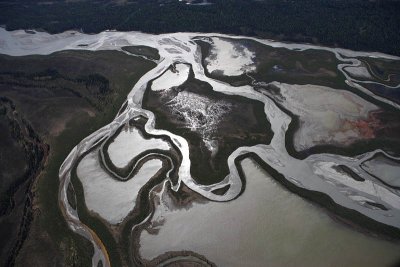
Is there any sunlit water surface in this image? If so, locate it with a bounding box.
[139,159,400,267]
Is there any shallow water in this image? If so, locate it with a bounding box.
[361,154,400,188]
[77,150,162,224]
[139,159,400,267]
[2,28,399,266]
[260,82,377,150]
[107,127,170,169]
[204,37,256,76]
[151,63,190,91]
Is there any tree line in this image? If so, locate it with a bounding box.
[0,0,399,56]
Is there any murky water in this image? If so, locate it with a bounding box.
[107,127,170,169]
[1,28,400,266]
[77,149,162,224]
[140,159,400,267]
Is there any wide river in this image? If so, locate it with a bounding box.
[1,28,399,266]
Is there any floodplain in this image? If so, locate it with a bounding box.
[1,28,400,266]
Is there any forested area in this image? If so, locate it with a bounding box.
[0,0,399,54]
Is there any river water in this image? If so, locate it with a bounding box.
[1,28,399,266]
[140,158,400,267]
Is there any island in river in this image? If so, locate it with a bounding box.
[0,28,400,266]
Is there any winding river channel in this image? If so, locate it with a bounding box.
[1,28,400,266]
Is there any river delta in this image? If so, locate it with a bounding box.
[1,28,400,266]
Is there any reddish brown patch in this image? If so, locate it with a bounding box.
[346,110,383,139]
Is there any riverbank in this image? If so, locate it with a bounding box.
[0,49,156,265]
